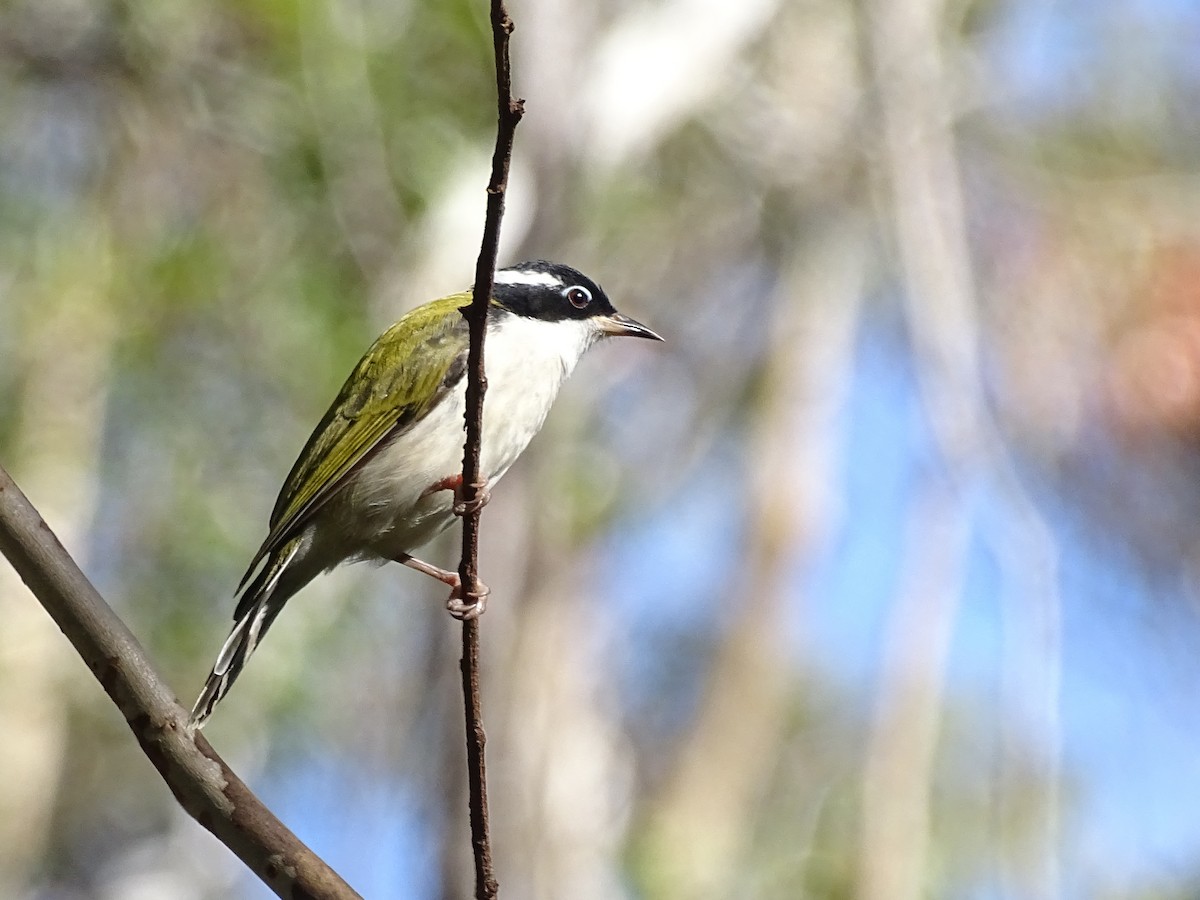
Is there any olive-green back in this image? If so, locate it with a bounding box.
[237,292,473,591]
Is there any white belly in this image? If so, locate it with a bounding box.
[337,313,597,561]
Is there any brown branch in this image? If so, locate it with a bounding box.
[0,465,361,900]
[455,0,523,897]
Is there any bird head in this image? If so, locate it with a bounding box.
[491,261,664,343]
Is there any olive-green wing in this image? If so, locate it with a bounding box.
[237,292,472,590]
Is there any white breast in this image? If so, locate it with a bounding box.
[478,313,596,479]
[344,313,598,560]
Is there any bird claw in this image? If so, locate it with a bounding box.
[447,579,490,620]
[453,480,491,517]
[422,474,491,516]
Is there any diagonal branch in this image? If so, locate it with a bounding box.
[455,0,523,897]
[0,465,361,900]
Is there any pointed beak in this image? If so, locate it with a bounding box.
[597,312,664,342]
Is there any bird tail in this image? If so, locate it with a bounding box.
[190,540,303,728]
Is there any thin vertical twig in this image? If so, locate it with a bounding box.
[457,0,523,897]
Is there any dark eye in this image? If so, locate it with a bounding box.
[565,285,592,309]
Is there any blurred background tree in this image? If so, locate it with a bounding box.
[4,0,1200,897]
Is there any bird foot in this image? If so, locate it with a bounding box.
[453,480,490,517]
[422,474,491,516]
[447,579,490,620]
[395,555,490,619]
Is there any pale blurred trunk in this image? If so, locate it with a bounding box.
[0,221,117,895]
[859,488,968,900]
[494,574,633,900]
[637,226,866,899]
[864,0,1063,896]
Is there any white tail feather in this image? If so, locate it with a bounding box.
[190,541,301,727]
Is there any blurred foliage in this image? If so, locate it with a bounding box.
[5,0,1200,898]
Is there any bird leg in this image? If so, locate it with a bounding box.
[397,554,459,587]
[394,554,490,620]
[422,473,492,517]
[402,474,493,619]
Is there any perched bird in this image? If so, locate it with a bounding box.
[190,260,662,726]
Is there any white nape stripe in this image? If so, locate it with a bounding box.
[494,268,563,288]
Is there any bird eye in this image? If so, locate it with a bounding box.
[565,285,592,309]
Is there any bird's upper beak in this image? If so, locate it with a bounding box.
[597,312,664,342]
